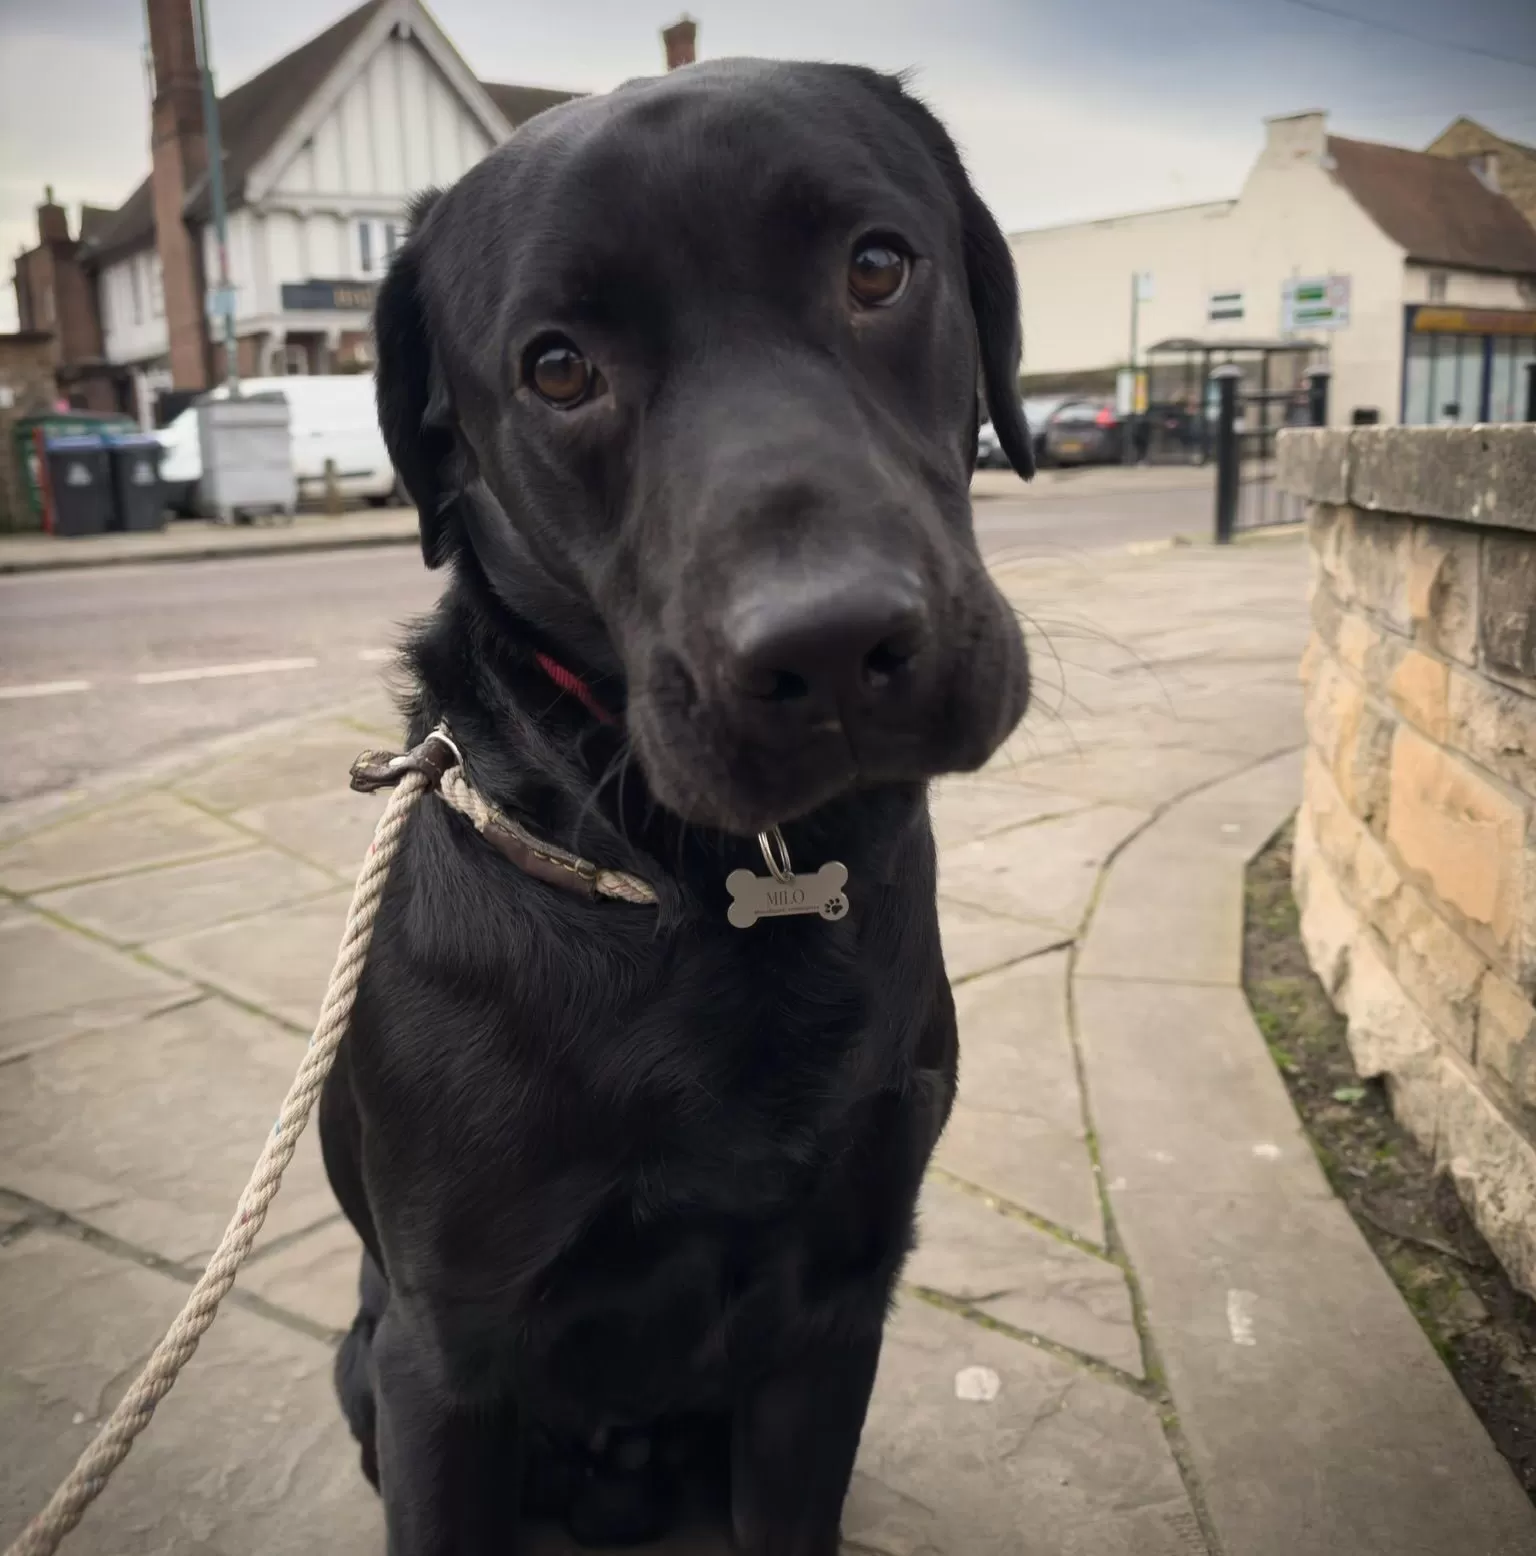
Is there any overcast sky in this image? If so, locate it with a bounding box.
[3,0,1535,330]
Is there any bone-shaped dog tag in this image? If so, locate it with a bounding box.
[726,860,850,929]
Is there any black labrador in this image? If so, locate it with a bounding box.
[319,58,1034,1554]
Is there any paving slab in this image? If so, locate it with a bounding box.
[1184,744,1304,816]
[231,787,386,875]
[0,790,248,894]
[936,954,1103,1245]
[145,888,353,1030]
[0,997,340,1265]
[927,777,1090,850]
[35,846,336,946]
[0,905,196,1061]
[1077,750,1301,987]
[177,718,395,814]
[938,804,1149,934]
[0,1230,381,1556]
[1073,740,1536,1554]
[241,1216,364,1336]
[988,740,1253,811]
[1111,1190,1536,1556]
[344,688,406,738]
[1075,809,1251,987]
[938,898,1067,983]
[1075,979,1331,1201]
[907,1178,1142,1375]
[849,1297,1204,1556]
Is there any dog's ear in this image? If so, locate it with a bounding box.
[866,74,1034,480]
[374,188,460,566]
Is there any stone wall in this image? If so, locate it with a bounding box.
[1278,426,1536,1296]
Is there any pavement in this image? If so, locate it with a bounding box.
[3,532,1531,1555]
[0,508,421,575]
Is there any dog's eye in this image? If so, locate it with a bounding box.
[528,340,595,408]
[849,241,910,307]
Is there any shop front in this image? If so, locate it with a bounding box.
[1401,304,1536,425]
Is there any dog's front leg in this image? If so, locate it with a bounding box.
[730,1331,882,1556]
[372,1307,522,1554]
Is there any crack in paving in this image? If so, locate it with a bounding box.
[0,1185,342,1348]
[946,937,1077,989]
[925,1165,1114,1264]
[905,1283,1154,1400]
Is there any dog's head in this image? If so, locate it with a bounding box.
[377,60,1032,834]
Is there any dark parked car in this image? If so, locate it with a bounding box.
[1042,399,1127,465]
[977,395,1069,470]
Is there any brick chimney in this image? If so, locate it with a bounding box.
[37,187,69,245]
[662,16,697,70]
[146,0,210,389]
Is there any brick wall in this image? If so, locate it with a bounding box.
[1280,426,1536,1295]
[0,332,61,531]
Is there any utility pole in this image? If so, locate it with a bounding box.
[1125,271,1151,465]
[191,0,237,392]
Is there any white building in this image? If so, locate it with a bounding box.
[79,0,580,419]
[1010,112,1536,427]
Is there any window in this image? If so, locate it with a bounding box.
[149,257,165,318]
[1208,289,1244,323]
[129,262,143,325]
[1427,271,1448,303]
[41,283,55,326]
[357,217,405,277]
[1487,335,1536,423]
[1404,331,1491,425]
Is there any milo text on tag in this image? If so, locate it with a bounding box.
[726,860,850,929]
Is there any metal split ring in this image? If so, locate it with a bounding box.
[757,825,794,882]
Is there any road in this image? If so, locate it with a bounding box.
[0,473,1213,805]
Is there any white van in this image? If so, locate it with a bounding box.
[156,374,399,514]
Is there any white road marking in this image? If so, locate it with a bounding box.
[1226,1289,1259,1347]
[0,678,93,701]
[357,647,393,663]
[134,657,319,686]
[1252,1142,1282,1160]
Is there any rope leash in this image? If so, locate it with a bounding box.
[4,770,431,1556]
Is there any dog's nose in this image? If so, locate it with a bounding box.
[721,572,929,709]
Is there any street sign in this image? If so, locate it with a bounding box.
[1135,271,1155,302]
[1116,369,1148,416]
[206,284,237,323]
[1116,369,1134,416]
[1284,275,1350,331]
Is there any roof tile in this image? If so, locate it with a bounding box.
[1328,134,1536,276]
